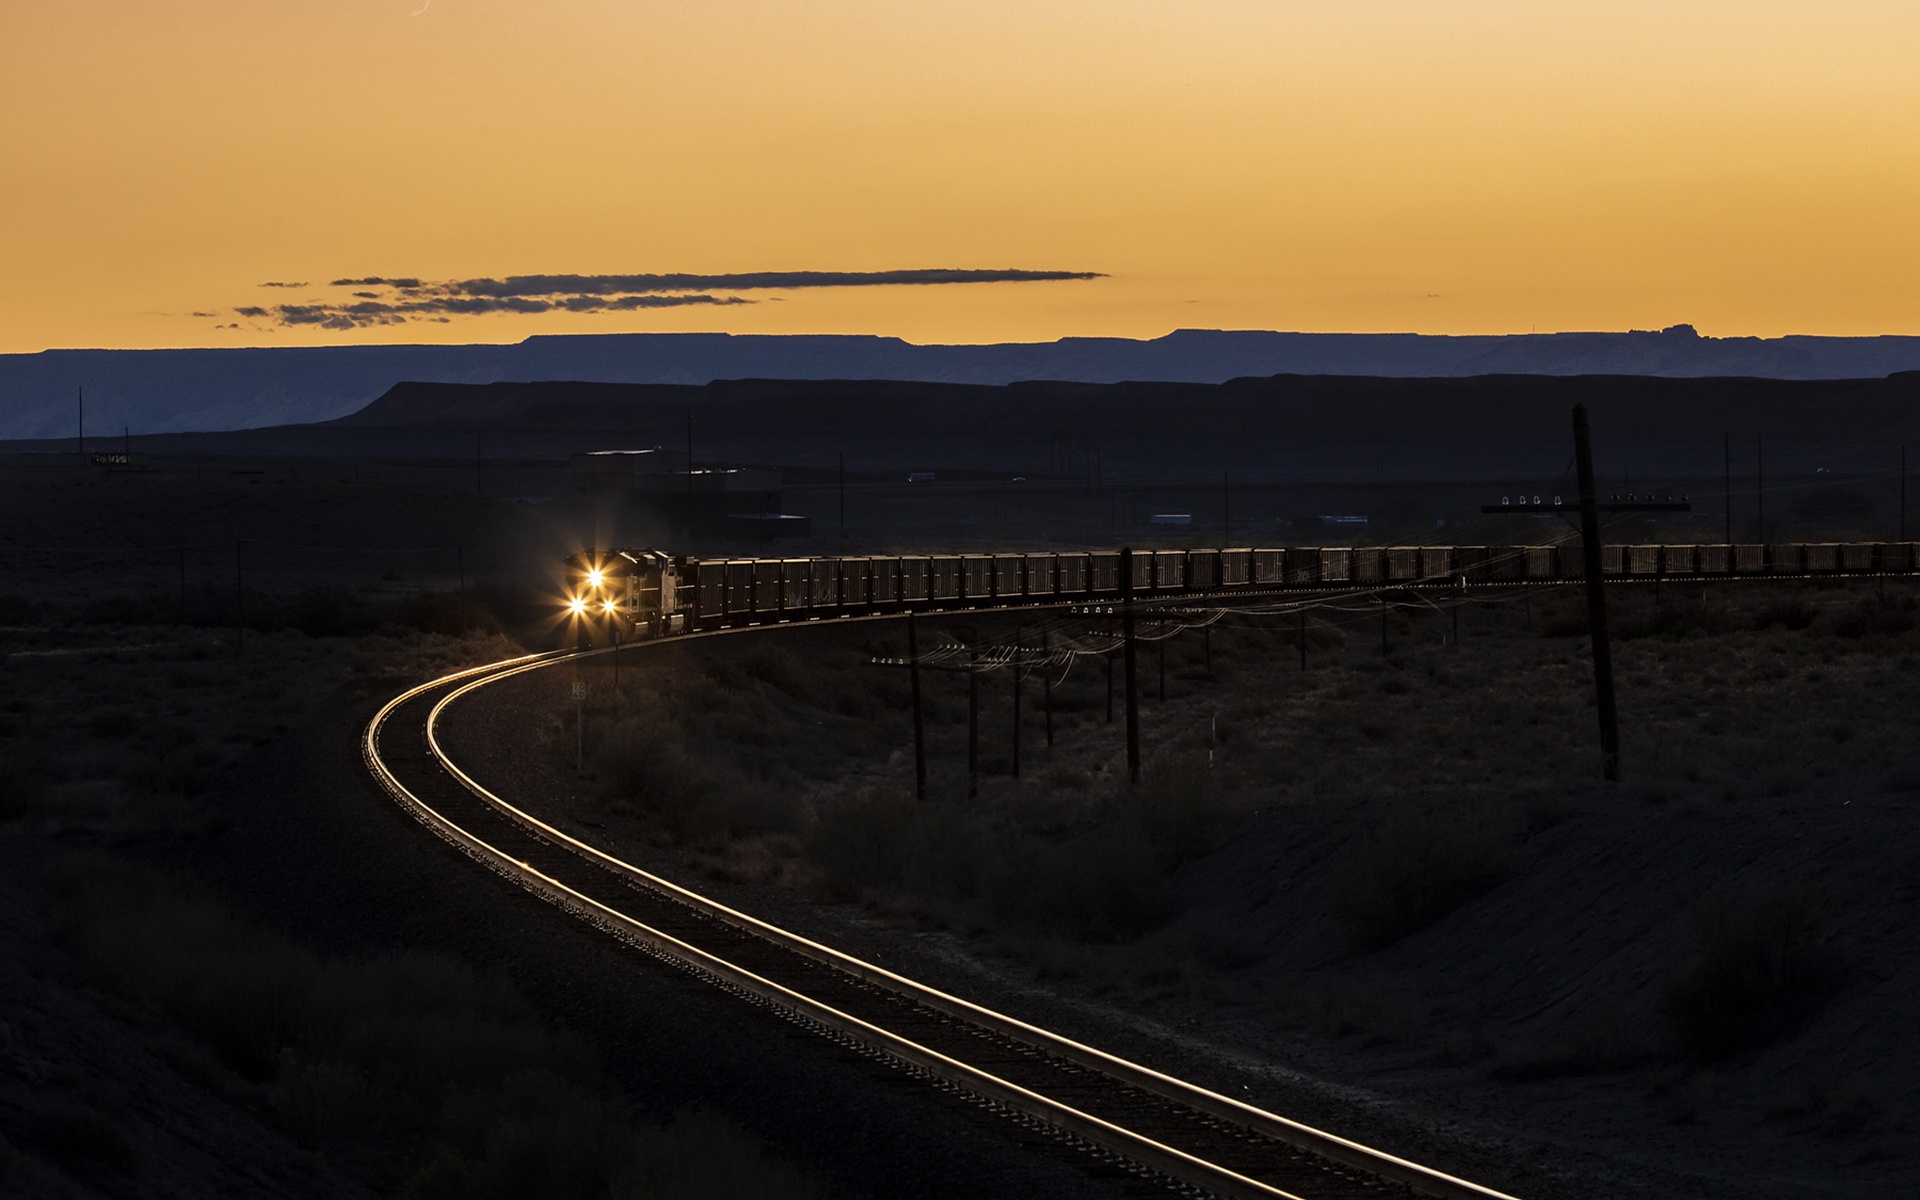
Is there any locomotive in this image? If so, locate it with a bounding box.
[563,541,1918,643]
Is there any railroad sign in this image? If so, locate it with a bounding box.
[570,680,586,702]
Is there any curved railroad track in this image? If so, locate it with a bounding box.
[364,638,1524,1200]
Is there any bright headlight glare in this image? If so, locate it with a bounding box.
[602,600,616,613]
[586,569,603,587]
[568,597,586,614]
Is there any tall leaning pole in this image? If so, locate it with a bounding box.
[1572,405,1621,782]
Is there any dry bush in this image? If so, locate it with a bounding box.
[1329,798,1526,951]
[52,855,818,1200]
[1659,884,1849,1062]
[1121,753,1250,867]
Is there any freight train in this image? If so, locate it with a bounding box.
[563,542,1919,642]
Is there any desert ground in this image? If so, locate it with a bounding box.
[2,411,1915,1198]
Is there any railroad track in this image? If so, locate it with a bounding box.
[365,645,1524,1200]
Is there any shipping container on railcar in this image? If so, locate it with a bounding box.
[1522,546,1557,579]
[1024,553,1057,597]
[1627,545,1660,576]
[1454,546,1491,582]
[1264,549,1300,585]
[694,560,727,627]
[931,556,961,602]
[836,558,870,609]
[870,558,899,606]
[1057,553,1089,594]
[901,557,932,602]
[1552,544,1583,579]
[1662,545,1699,575]
[1770,544,1804,574]
[1599,545,1626,575]
[1320,548,1354,583]
[1843,543,1876,573]
[746,560,776,614]
[811,558,840,607]
[1351,547,1382,583]
[959,555,992,601]
[1697,545,1731,573]
[1219,549,1251,587]
[1385,547,1419,581]
[1126,550,1152,593]
[1187,550,1219,590]
[777,559,808,611]
[1733,544,1766,573]
[994,554,1025,598]
[1419,547,1454,580]
[1153,550,1185,590]
[1804,544,1839,573]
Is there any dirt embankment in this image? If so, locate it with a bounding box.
[436,582,1920,1200]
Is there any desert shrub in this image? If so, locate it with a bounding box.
[976,829,1172,942]
[0,594,39,625]
[1123,754,1248,867]
[1750,598,1817,632]
[806,789,921,896]
[52,855,817,1199]
[1823,594,1916,640]
[1659,885,1848,1061]
[594,716,705,829]
[1329,799,1525,951]
[0,748,49,819]
[87,707,140,739]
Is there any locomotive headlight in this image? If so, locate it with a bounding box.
[586,568,604,588]
[601,599,616,614]
[568,597,587,615]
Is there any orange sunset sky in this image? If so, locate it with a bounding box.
[3,1,1917,354]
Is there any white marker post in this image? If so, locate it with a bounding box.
[571,678,587,775]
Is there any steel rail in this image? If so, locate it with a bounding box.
[370,666,1312,1199]
[364,633,1522,1200]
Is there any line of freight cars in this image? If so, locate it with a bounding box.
[567,542,1920,637]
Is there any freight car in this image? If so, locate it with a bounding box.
[562,542,1919,641]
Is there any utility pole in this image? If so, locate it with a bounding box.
[1902,444,1908,542]
[77,387,84,464]
[1756,431,1766,545]
[1104,612,1114,724]
[1042,628,1054,749]
[1121,548,1140,784]
[1297,608,1307,670]
[234,540,245,655]
[1222,471,1231,541]
[1011,650,1022,779]
[1452,578,1462,648]
[907,613,927,802]
[1573,405,1620,783]
[1723,432,1732,545]
[1380,593,1389,656]
[838,450,846,537]
[1157,638,1166,702]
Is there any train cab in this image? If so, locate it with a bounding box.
[564,549,684,642]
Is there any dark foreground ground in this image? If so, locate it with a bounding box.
[3,447,1915,1197]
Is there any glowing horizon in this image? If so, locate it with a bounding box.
[3,1,1917,354]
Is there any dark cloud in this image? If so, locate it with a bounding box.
[258,281,310,289]
[188,310,219,318]
[236,292,748,331]
[237,267,1101,329]
[329,276,424,289]
[442,268,1103,299]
